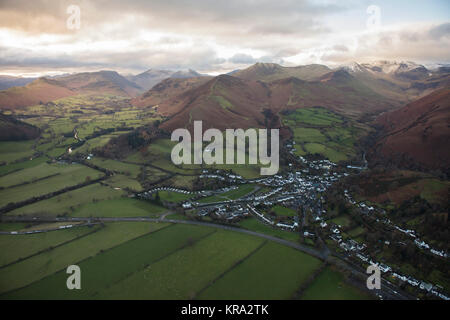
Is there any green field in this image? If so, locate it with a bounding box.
[0,162,71,188]
[7,183,125,216]
[199,184,256,203]
[199,241,321,299]
[72,198,166,218]
[1,224,210,299]
[0,225,98,267]
[282,107,364,162]
[0,157,48,177]
[0,141,36,164]
[238,218,300,242]
[271,205,297,217]
[0,222,161,294]
[0,164,104,208]
[97,229,264,299]
[300,267,371,300]
[88,158,142,178]
[158,190,194,203]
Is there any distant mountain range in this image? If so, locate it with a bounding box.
[233,62,331,81]
[0,71,141,109]
[0,75,36,91]
[1,61,449,125]
[126,69,207,92]
[0,59,448,173]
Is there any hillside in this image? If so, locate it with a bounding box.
[158,75,273,132]
[127,69,174,92]
[56,71,142,97]
[340,61,450,103]
[127,69,207,92]
[131,76,212,108]
[234,63,331,81]
[369,88,450,173]
[0,78,76,110]
[156,72,397,133]
[0,114,40,141]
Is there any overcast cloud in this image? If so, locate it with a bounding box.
[0,0,448,76]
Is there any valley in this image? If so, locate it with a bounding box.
[0,61,448,301]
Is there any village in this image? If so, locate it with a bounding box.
[136,140,449,301]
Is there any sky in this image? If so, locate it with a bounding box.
[0,0,448,77]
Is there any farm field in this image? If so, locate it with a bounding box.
[238,218,300,242]
[270,205,297,217]
[0,220,372,300]
[0,164,104,208]
[96,229,264,299]
[0,222,164,295]
[300,267,372,300]
[1,224,209,299]
[0,157,48,177]
[72,198,166,218]
[198,184,256,203]
[158,190,195,203]
[0,162,74,188]
[0,225,98,267]
[198,241,321,299]
[0,141,36,164]
[7,183,125,216]
[88,158,142,178]
[282,107,366,162]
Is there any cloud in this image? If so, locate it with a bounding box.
[228,54,256,64]
[0,1,448,75]
[428,22,450,39]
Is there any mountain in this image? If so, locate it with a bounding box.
[233,62,331,81]
[0,114,40,141]
[127,69,207,92]
[269,71,398,116]
[156,71,398,133]
[127,69,174,92]
[339,61,450,103]
[157,75,273,132]
[348,61,430,80]
[0,75,36,90]
[369,88,450,173]
[56,70,142,97]
[171,69,204,79]
[131,76,212,108]
[0,70,146,109]
[0,78,76,110]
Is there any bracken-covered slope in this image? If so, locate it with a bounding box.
[0,78,77,110]
[158,75,274,132]
[369,88,450,172]
[156,71,398,133]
